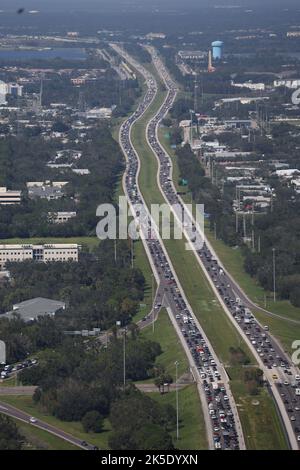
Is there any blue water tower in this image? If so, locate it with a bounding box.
[211,41,224,60]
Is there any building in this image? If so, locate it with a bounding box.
[211,41,224,60]
[178,50,206,60]
[85,107,113,119]
[0,244,80,270]
[48,211,77,224]
[274,79,300,89]
[2,297,66,322]
[8,83,23,97]
[27,181,69,200]
[231,81,265,91]
[0,187,22,205]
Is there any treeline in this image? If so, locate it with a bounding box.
[123,43,151,64]
[243,183,300,307]
[0,239,145,333]
[0,126,124,238]
[0,415,23,450]
[18,334,176,449]
[176,145,300,307]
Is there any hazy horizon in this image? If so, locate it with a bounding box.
[1,0,300,13]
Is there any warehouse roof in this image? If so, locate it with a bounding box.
[2,297,66,322]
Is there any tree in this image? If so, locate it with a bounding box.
[0,415,23,450]
[82,410,104,433]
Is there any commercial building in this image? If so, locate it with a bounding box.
[48,211,77,223]
[0,187,22,205]
[231,81,265,91]
[178,50,206,60]
[274,79,300,89]
[27,181,69,200]
[2,297,66,322]
[0,244,80,270]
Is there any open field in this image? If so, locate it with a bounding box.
[0,395,112,449]
[11,419,79,450]
[141,308,189,379]
[151,385,207,450]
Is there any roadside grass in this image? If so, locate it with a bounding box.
[0,395,111,449]
[151,385,207,450]
[159,127,300,351]
[141,308,189,379]
[132,74,290,448]
[227,367,288,450]
[132,102,254,366]
[12,419,79,450]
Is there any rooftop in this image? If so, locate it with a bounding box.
[2,297,66,322]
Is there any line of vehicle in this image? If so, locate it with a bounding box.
[145,45,300,450]
[112,42,245,450]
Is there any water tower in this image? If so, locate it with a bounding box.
[211,41,224,60]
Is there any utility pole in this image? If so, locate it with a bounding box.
[272,248,276,303]
[123,327,126,390]
[251,209,255,251]
[235,211,239,233]
[131,238,134,269]
[152,273,155,334]
[175,361,179,440]
[114,239,117,264]
[243,213,247,240]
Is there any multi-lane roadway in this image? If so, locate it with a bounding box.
[144,45,300,450]
[111,42,245,451]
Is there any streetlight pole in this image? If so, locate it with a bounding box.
[272,248,276,303]
[152,274,155,334]
[123,328,126,390]
[175,361,179,440]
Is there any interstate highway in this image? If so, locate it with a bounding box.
[144,45,300,450]
[111,43,245,451]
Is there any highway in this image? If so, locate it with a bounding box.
[111,42,246,451]
[0,401,95,450]
[143,45,300,450]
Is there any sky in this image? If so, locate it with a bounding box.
[1,0,300,13]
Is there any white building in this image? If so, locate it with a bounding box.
[231,81,265,91]
[48,212,77,223]
[0,244,80,270]
[0,187,22,205]
[274,79,300,89]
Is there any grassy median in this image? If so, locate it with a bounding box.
[131,67,289,449]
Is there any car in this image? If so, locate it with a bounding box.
[290,416,296,422]
[29,417,37,424]
[81,441,88,447]
[297,436,300,442]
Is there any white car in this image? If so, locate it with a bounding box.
[29,417,37,424]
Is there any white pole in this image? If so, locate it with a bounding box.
[175,361,179,440]
[272,248,276,302]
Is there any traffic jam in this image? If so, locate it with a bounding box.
[117,44,243,450]
[147,48,300,449]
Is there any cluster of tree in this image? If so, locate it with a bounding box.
[17,332,177,449]
[123,43,151,64]
[0,240,146,362]
[0,126,124,238]
[243,183,300,307]
[25,69,141,117]
[243,368,264,396]
[0,415,23,450]
[175,144,235,240]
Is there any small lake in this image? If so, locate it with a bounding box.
[0,48,87,61]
